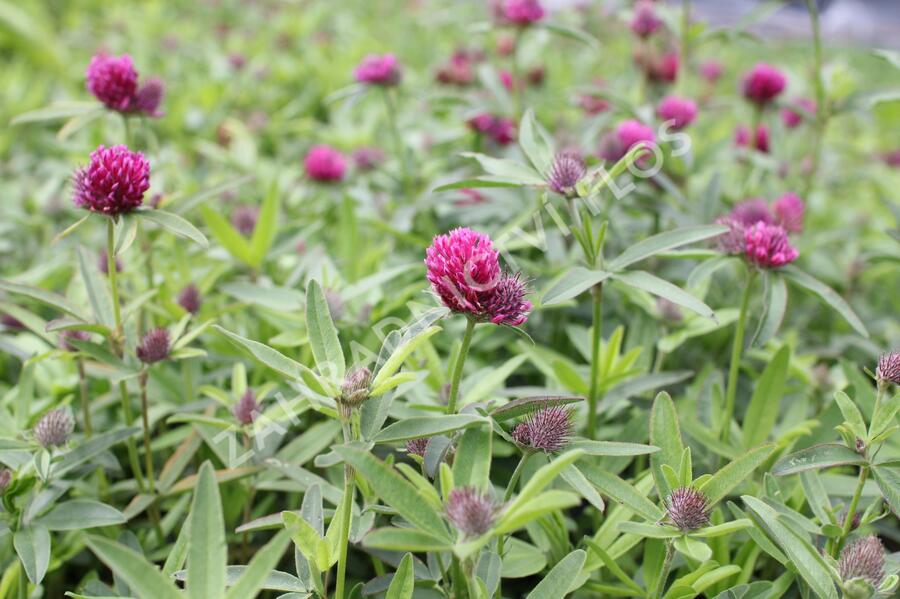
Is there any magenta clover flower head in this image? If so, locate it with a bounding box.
[177,283,202,314]
[233,389,259,425]
[744,223,799,268]
[34,408,75,448]
[665,487,710,531]
[129,77,165,117]
[876,352,900,385]
[781,98,816,129]
[742,62,787,105]
[341,367,372,408]
[838,536,886,587]
[548,152,586,198]
[73,145,150,216]
[445,486,499,537]
[699,59,724,83]
[502,0,545,25]
[86,53,138,111]
[617,119,656,155]
[405,437,429,457]
[772,192,804,233]
[731,198,774,227]
[481,274,532,326]
[58,329,91,352]
[657,95,698,130]
[630,0,662,38]
[98,250,124,275]
[354,53,402,86]
[304,144,347,183]
[136,328,170,364]
[231,205,259,237]
[511,406,573,452]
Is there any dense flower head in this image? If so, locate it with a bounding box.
[406,437,429,457]
[548,152,586,198]
[425,227,500,316]
[742,62,787,105]
[178,283,202,314]
[354,53,402,86]
[34,408,74,448]
[781,98,816,129]
[735,124,769,153]
[481,274,532,326]
[838,536,885,586]
[502,0,545,25]
[699,59,724,83]
[136,328,170,364]
[59,329,90,351]
[435,49,478,86]
[657,95,698,130]
[351,146,385,171]
[86,53,138,111]
[876,352,900,385]
[731,198,774,227]
[772,192,804,233]
[645,51,679,83]
[715,217,749,254]
[467,113,516,145]
[744,223,799,268]
[72,145,150,216]
[341,367,372,407]
[129,78,165,117]
[231,205,259,237]
[98,250,124,275]
[304,144,347,182]
[631,0,662,37]
[233,389,259,425]
[511,406,573,452]
[617,119,656,154]
[445,487,499,537]
[665,487,710,531]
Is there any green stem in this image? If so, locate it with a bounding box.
[495,452,530,581]
[123,114,133,148]
[107,219,123,339]
[586,284,604,439]
[804,0,827,196]
[334,464,355,599]
[511,28,524,120]
[655,541,675,599]
[833,466,868,557]
[18,563,27,599]
[119,381,146,492]
[77,358,92,437]
[446,317,476,414]
[722,270,757,443]
[678,0,690,95]
[382,89,412,198]
[139,371,156,493]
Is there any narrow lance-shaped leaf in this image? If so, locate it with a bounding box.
[187,461,227,599]
[306,279,345,381]
[742,346,790,448]
[782,266,868,338]
[607,225,729,272]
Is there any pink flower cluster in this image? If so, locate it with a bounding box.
[630,0,662,38]
[467,113,516,145]
[781,98,816,129]
[716,194,804,268]
[599,119,656,162]
[425,228,531,326]
[304,144,347,182]
[435,48,481,86]
[72,145,150,216]
[735,124,770,153]
[742,62,787,105]
[354,53,402,86]
[502,0,545,25]
[86,53,164,117]
[657,95,698,130]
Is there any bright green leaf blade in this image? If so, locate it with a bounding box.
[85,536,182,599]
[137,208,209,248]
[518,109,555,177]
[305,280,345,381]
[542,267,613,306]
[742,346,790,448]
[224,530,291,599]
[771,444,866,476]
[607,225,728,272]
[452,425,492,491]
[700,445,774,505]
[34,500,126,531]
[373,415,485,443]
[650,392,684,501]
[187,461,227,599]
[782,266,868,338]
[612,271,715,320]
[13,524,50,584]
[385,553,415,599]
[524,549,587,599]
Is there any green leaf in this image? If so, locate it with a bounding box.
[373,415,485,443]
[578,463,664,522]
[568,440,659,456]
[77,246,115,329]
[385,553,415,599]
[561,464,605,512]
[461,354,527,406]
[673,536,713,562]
[700,445,774,505]
[248,184,279,265]
[14,524,50,584]
[187,461,227,599]
[607,225,729,272]
[54,427,141,477]
[524,549,586,599]
[541,21,600,49]
[363,527,452,552]
[305,280,345,381]
[542,267,612,306]
[742,496,839,599]
[334,446,450,540]
[11,101,99,125]
[612,271,715,320]
[85,536,182,599]
[34,500,126,530]
[518,109,555,177]
[490,396,583,422]
[771,444,866,476]
[460,152,545,184]
[742,346,790,448]
[782,266,868,338]
[870,465,900,517]
[370,325,441,391]
[502,450,584,519]
[201,206,254,265]
[0,279,86,320]
[757,272,787,344]
[832,391,867,439]
[650,392,684,500]
[224,530,291,599]
[433,177,528,192]
[618,522,681,539]
[283,511,330,571]
[690,519,753,538]
[453,426,492,490]
[137,208,208,247]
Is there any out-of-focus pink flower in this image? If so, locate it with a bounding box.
[644,51,679,83]
[129,78,165,117]
[731,198,774,227]
[882,149,900,168]
[578,86,610,115]
[137,328,170,364]
[744,223,798,268]
[631,0,662,38]
[781,98,816,129]
[616,119,656,163]
[455,189,488,206]
[657,95,698,130]
[231,205,259,237]
[499,69,515,91]
[178,283,203,314]
[435,49,478,86]
[699,59,723,83]
[233,389,259,425]
[352,146,385,171]
[86,53,138,111]
[304,144,347,182]
[715,217,749,255]
[59,330,91,352]
[735,124,769,153]
[73,145,150,216]
[354,53,402,86]
[772,192,804,233]
[742,62,787,105]
[496,34,516,56]
[467,113,516,145]
[526,65,545,87]
[502,0,545,25]
[228,52,247,70]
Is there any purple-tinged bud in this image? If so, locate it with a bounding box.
[34,408,74,448]
[231,205,258,237]
[406,438,429,457]
[838,536,885,587]
[340,367,372,408]
[482,274,532,327]
[445,486,499,537]
[177,284,202,314]
[98,250,124,275]
[351,146,385,171]
[136,328,170,364]
[233,389,259,425]
[781,98,816,129]
[58,330,91,352]
[699,59,724,83]
[876,352,900,385]
[72,145,150,216]
[547,152,586,198]
[630,0,662,38]
[838,509,863,531]
[86,53,138,111]
[735,124,770,153]
[657,298,683,323]
[0,469,10,493]
[511,406,573,452]
[665,487,711,531]
[128,78,165,117]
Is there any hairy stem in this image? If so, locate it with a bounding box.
[656,540,675,599]
[77,358,92,437]
[587,283,604,439]
[722,269,756,443]
[446,317,476,414]
[334,464,355,599]
[833,466,868,557]
[139,371,156,493]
